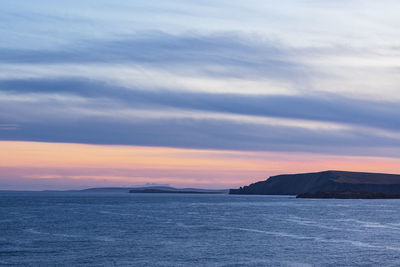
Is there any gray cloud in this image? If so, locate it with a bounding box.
[0,32,306,80]
[1,78,399,131]
[1,32,400,157]
[1,95,400,157]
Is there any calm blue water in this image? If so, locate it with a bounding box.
[1,192,400,266]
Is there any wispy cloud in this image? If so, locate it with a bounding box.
[1,74,400,157]
[1,0,400,161]
[0,124,18,131]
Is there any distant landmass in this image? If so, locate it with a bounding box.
[229,170,400,198]
[78,186,228,194]
[1,186,229,194]
[129,186,228,194]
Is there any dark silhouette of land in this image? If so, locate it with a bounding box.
[129,188,226,194]
[0,186,228,194]
[79,186,228,194]
[230,170,400,198]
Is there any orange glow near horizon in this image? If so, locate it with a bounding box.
[1,141,400,190]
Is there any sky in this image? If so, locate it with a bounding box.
[1,0,400,190]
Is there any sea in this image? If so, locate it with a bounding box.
[1,192,400,266]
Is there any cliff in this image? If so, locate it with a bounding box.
[229,170,400,195]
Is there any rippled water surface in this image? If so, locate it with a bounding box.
[1,192,400,266]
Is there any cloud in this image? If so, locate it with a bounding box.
[0,32,305,82]
[0,26,399,158]
[2,31,400,101]
[3,0,400,50]
[1,78,399,131]
[0,124,18,131]
[1,94,400,157]
[1,76,400,158]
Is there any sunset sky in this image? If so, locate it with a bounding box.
[1,1,400,190]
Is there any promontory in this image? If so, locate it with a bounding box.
[229,170,400,197]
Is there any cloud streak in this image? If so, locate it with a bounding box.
[1,75,400,157]
[1,78,399,130]
[1,0,400,164]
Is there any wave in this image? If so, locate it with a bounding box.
[98,210,132,216]
[285,216,363,232]
[221,226,400,252]
[335,219,400,231]
[221,226,311,240]
[24,228,79,238]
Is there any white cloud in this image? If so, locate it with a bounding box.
[0,63,297,96]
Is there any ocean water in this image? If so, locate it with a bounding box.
[1,193,400,266]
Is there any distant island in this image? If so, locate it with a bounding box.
[230,170,400,199]
[129,188,226,194]
[129,186,228,194]
[1,186,229,194]
[77,186,228,194]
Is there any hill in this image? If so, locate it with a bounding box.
[229,170,400,195]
